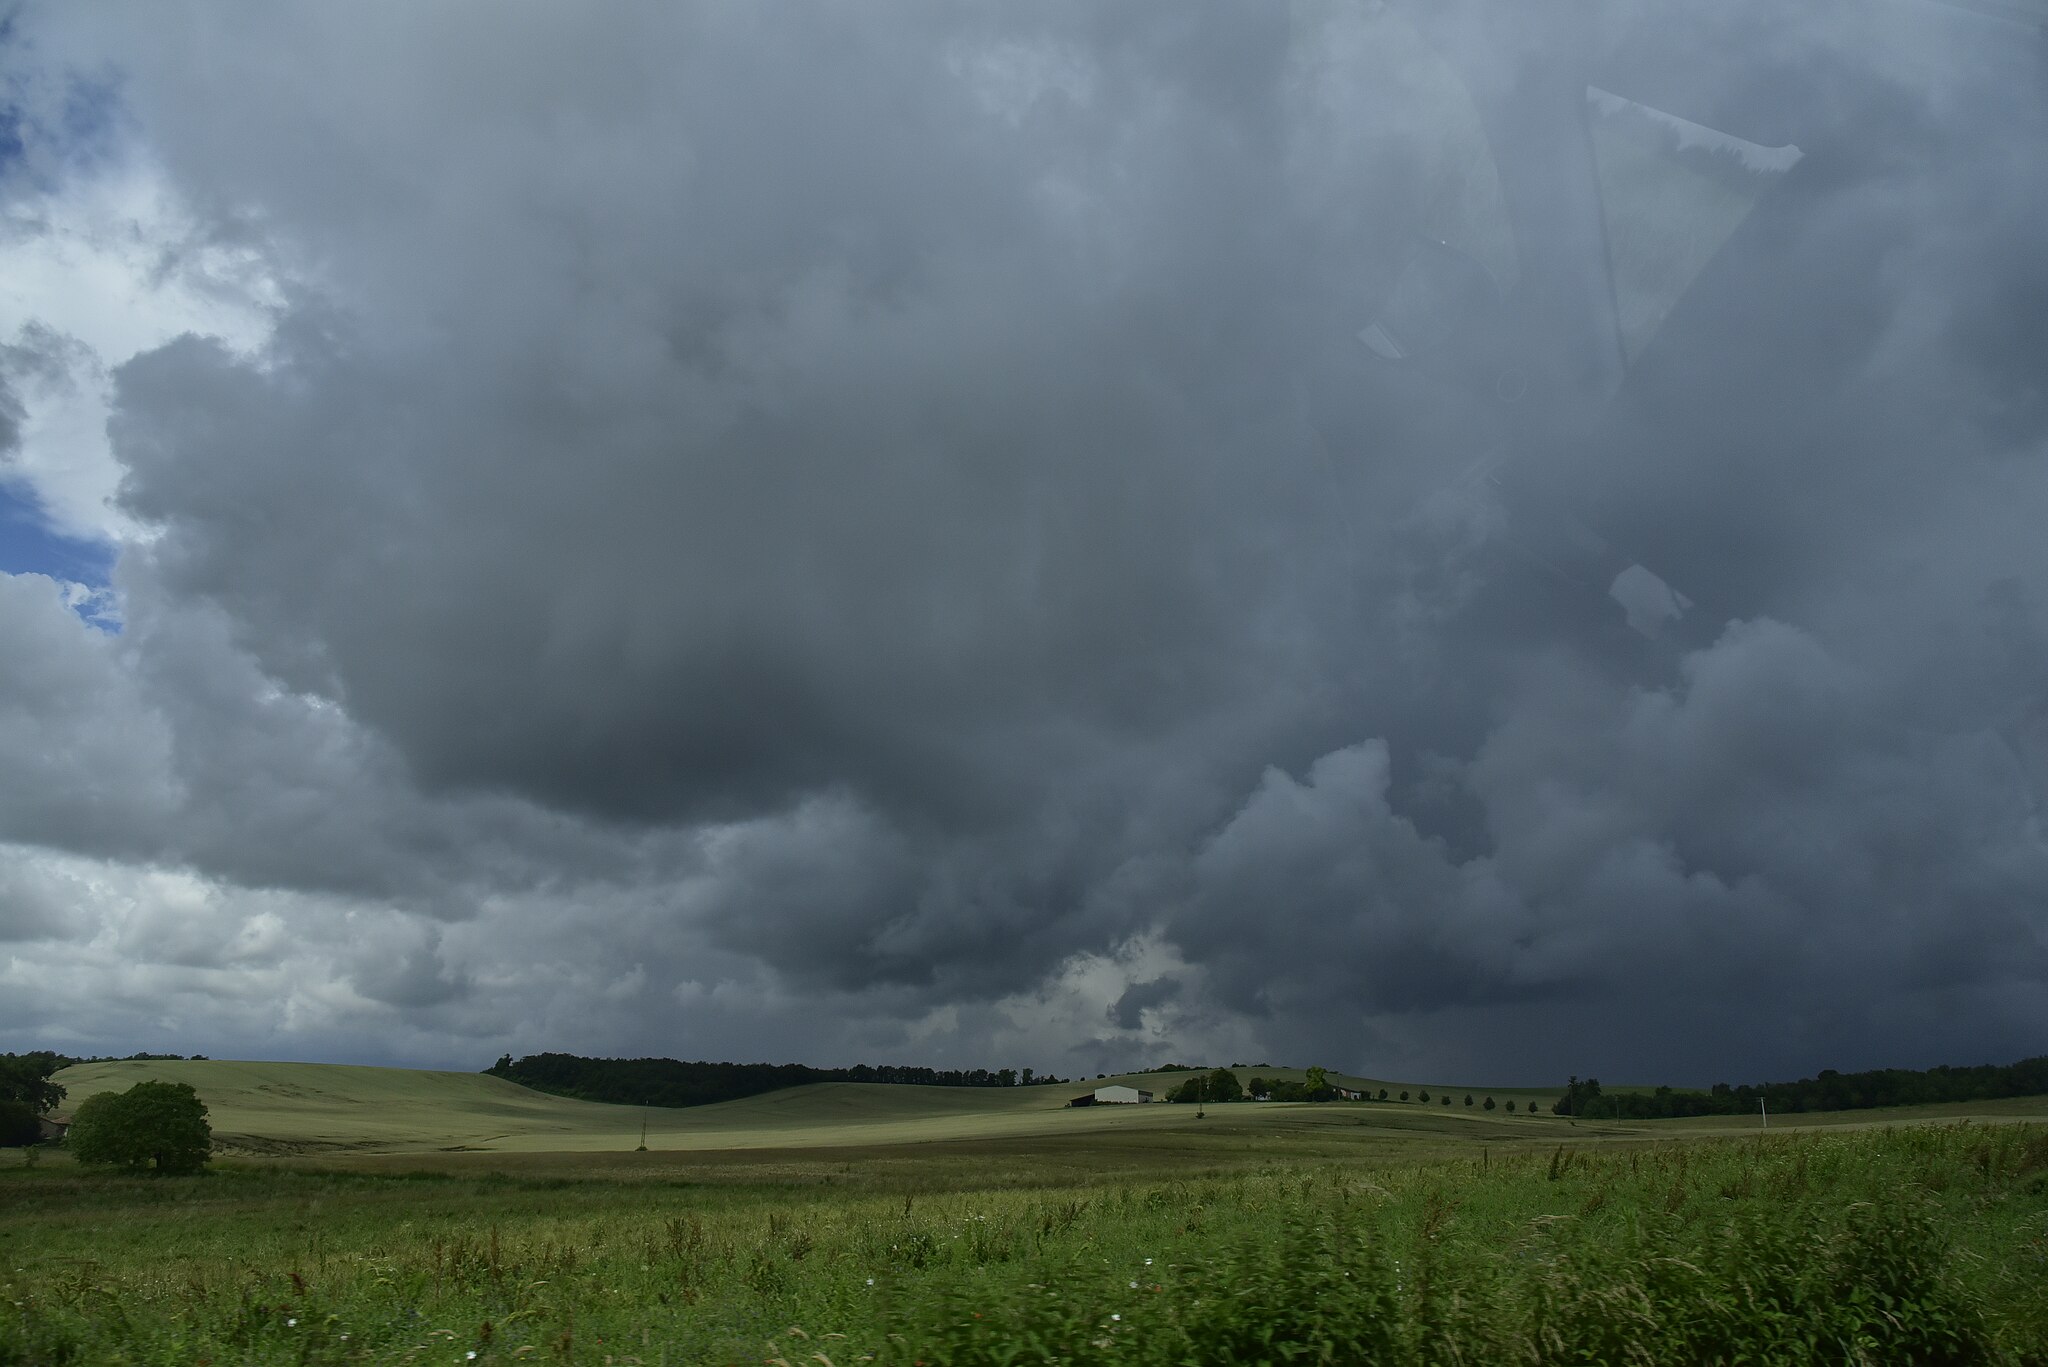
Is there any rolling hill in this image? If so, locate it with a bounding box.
[48,1059,1562,1156]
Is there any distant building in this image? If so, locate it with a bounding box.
[1334,1087,1363,1101]
[1093,1085,1152,1104]
[37,1113,71,1142]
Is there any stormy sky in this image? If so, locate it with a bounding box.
[2,1,2044,1088]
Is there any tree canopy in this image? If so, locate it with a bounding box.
[1167,1068,1243,1104]
[486,1053,1059,1109]
[66,1081,212,1174]
[1550,1056,2048,1120]
[0,1052,66,1114]
[0,1100,39,1147]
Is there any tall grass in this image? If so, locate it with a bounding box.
[5,1122,2044,1364]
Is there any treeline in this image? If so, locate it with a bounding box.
[1555,1055,2048,1120]
[484,1053,1069,1109]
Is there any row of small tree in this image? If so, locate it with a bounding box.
[1158,1066,1541,1113]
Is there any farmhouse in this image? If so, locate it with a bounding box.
[37,1112,71,1142]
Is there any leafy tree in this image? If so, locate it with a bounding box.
[1247,1076,1270,1099]
[1554,1077,1603,1117]
[1021,1068,1033,1086]
[0,1100,40,1147]
[1442,1094,1452,1106]
[66,1081,211,1175]
[1377,1088,1388,1101]
[1483,1096,1496,1111]
[1465,1094,1474,1107]
[1399,1091,1409,1102]
[1418,1091,1430,1104]
[1303,1066,1327,1096]
[1166,1069,1241,1104]
[0,1053,66,1114]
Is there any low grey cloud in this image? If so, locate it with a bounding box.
[0,1,2041,1086]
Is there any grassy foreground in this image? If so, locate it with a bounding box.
[5,1121,2046,1365]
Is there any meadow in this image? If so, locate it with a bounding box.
[6,1075,2047,1365]
[40,1060,1566,1156]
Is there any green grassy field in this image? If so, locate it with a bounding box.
[6,1116,2047,1365]
[49,1060,1565,1157]
[18,1060,2047,1364]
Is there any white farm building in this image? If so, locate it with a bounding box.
[1093,1085,1152,1104]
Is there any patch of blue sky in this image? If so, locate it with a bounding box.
[0,18,127,191]
[0,481,117,628]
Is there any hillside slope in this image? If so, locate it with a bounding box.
[48,1060,1288,1154]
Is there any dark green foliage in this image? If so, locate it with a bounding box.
[1246,1074,1330,1103]
[64,1080,211,1174]
[1465,1094,1474,1107]
[1167,1069,1243,1104]
[1555,1055,2048,1120]
[0,1053,65,1114]
[0,1099,39,1147]
[486,1052,1044,1109]
[1484,1096,1496,1111]
[1554,1075,1600,1115]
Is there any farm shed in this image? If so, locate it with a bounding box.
[1092,1085,1152,1104]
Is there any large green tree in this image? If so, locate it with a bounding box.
[0,1052,66,1114]
[66,1081,212,1174]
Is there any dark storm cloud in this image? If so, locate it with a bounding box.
[1109,976,1182,1031]
[0,1,2043,1079]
